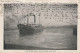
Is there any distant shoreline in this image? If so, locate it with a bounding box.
[4,25,77,30]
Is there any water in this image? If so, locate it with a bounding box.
[4,27,77,50]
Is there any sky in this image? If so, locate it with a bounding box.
[4,3,77,29]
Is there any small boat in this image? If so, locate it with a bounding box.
[17,13,43,35]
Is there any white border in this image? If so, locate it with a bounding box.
[0,0,80,53]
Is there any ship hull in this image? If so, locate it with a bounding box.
[17,24,43,35]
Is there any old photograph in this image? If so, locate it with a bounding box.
[4,3,77,50]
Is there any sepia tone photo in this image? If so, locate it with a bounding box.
[4,3,77,50]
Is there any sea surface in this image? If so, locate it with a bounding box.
[4,27,77,50]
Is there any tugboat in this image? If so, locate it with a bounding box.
[17,13,43,35]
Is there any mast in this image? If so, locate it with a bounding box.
[27,15,29,25]
[39,13,40,24]
[34,15,36,24]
